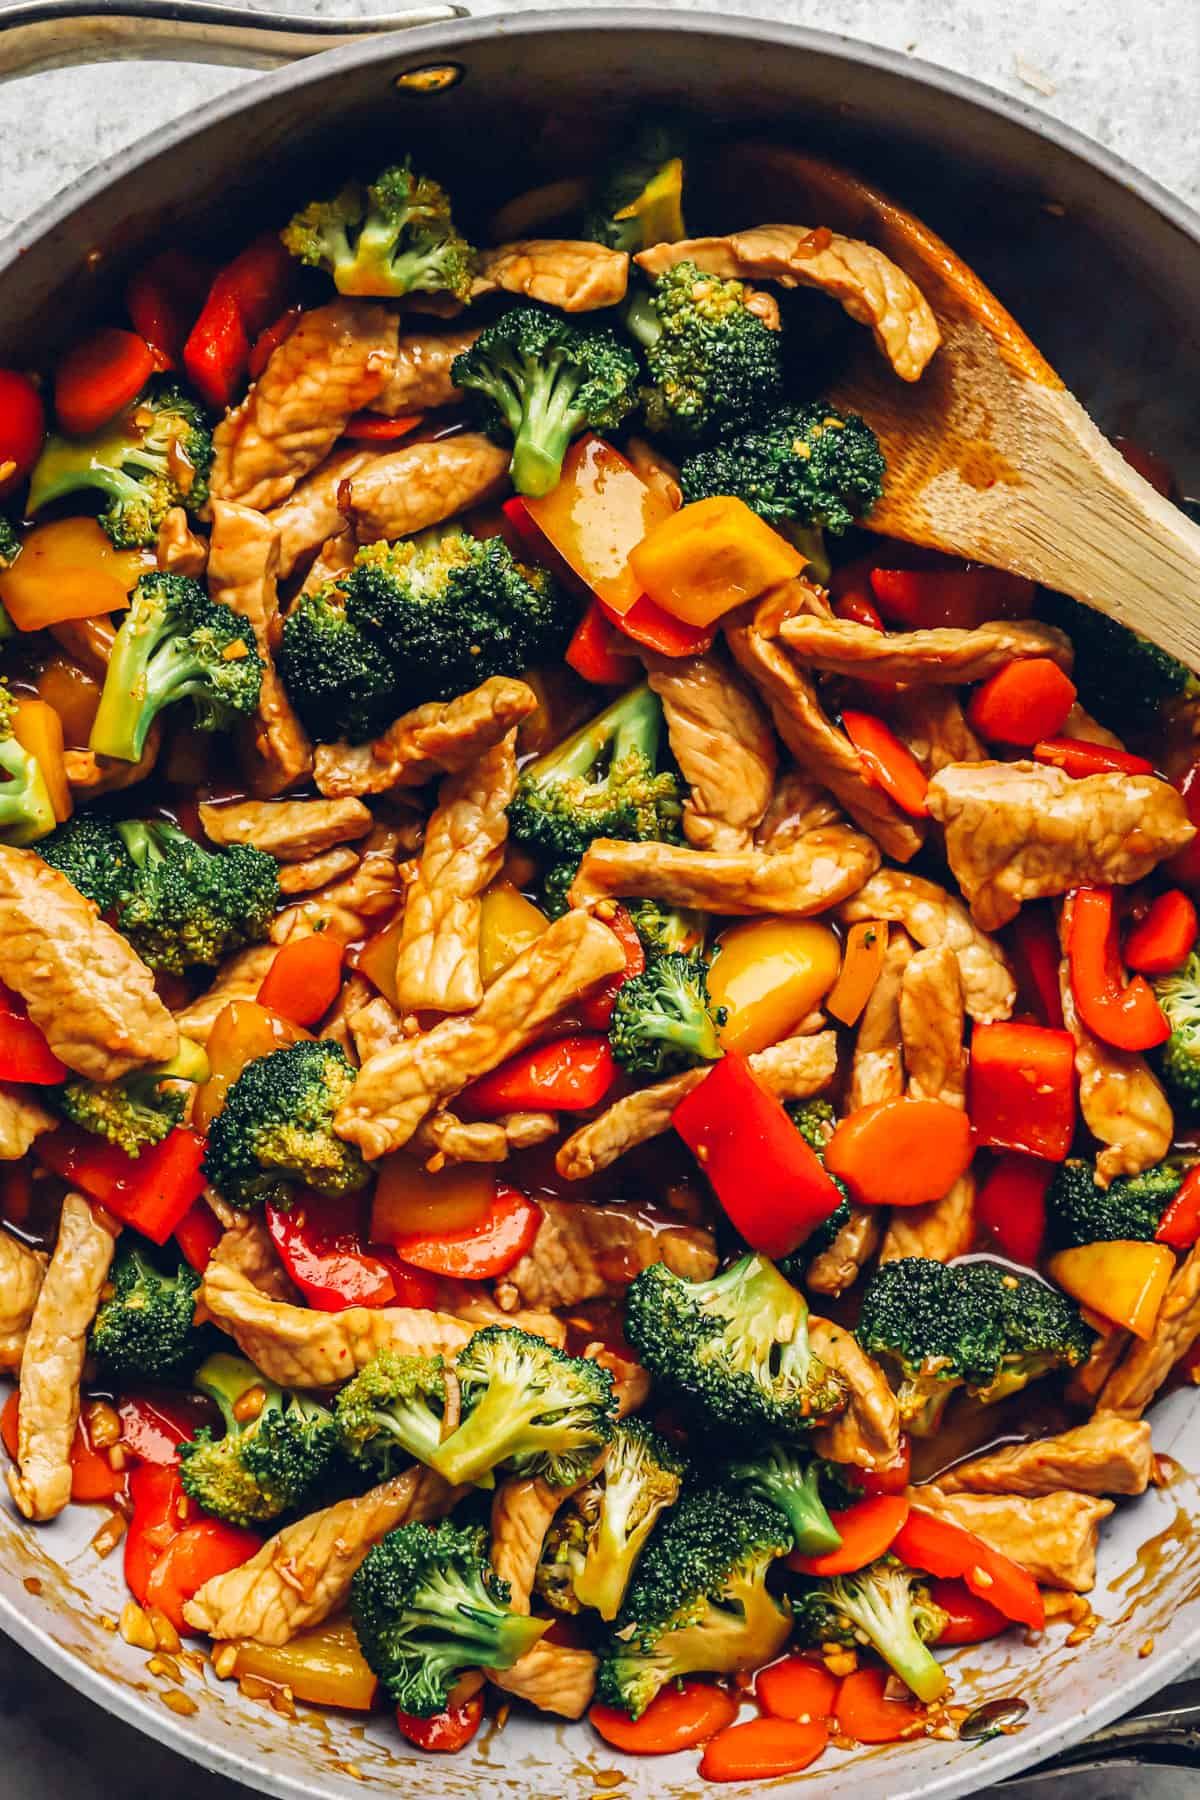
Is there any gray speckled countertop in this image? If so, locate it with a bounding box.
[0,1,1198,1794]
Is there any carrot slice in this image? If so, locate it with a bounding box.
[825,1097,974,1208]
[787,1495,909,1576]
[55,328,155,435]
[835,1667,924,1743]
[257,934,345,1027]
[588,1681,738,1754]
[755,1656,837,1721]
[699,1717,829,1782]
[841,710,929,816]
[966,657,1076,745]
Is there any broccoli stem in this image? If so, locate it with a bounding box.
[853,1580,947,1705]
[530,683,661,786]
[726,1455,842,1556]
[90,623,197,762]
[510,356,587,498]
[418,1564,547,1672]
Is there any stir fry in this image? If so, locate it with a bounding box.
[1,127,1199,1785]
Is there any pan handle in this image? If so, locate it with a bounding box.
[0,0,467,80]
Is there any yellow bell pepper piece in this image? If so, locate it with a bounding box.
[479,879,548,984]
[34,655,102,749]
[354,911,407,1009]
[826,921,889,1026]
[224,1617,378,1711]
[707,917,841,1056]
[613,157,686,249]
[0,517,151,633]
[372,1155,495,1240]
[11,697,71,824]
[1047,1240,1176,1340]
[628,495,804,627]
[192,1000,309,1132]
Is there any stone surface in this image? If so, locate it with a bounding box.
[0,0,1198,1795]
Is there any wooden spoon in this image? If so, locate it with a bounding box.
[711,143,1200,669]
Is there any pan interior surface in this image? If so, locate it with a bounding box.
[1,12,1199,1799]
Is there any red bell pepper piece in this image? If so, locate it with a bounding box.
[833,590,885,631]
[1033,736,1154,780]
[500,496,586,592]
[855,1434,912,1497]
[174,1197,223,1272]
[968,1021,1076,1161]
[1009,903,1065,1027]
[55,328,156,436]
[394,1694,485,1753]
[892,1506,1044,1630]
[576,905,645,1029]
[975,1151,1054,1265]
[966,658,1077,746]
[126,250,214,370]
[869,565,1035,630]
[38,1126,207,1244]
[248,305,303,380]
[461,1034,616,1115]
[118,1392,201,1465]
[1124,889,1198,975]
[183,233,294,410]
[145,1517,264,1635]
[840,710,929,816]
[928,1576,1010,1645]
[342,410,423,442]
[257,933,345,1027]
[1068,886,1170,1052]
[672,1053,844,1259]
[566,601,640,685]
[124,1461,195,1605]
[388,1184,542,1281]
[1156,1165,1200,1249]
[788,1495,910,1576]
[0,982,67,1084]
[0,368,46,495]
[597,590,715,658]
[265,1192,400,1311]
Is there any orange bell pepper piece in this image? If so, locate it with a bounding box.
[825,920,888,1026]
[10,697,71,823]
[0,516,150,632]
[629,495,804,627]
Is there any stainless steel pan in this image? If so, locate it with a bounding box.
[1,9,1199,1795]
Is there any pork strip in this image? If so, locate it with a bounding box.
[810,1316,901,1469]
[394,732,516,1014]
[926,761,1194,930]
[266,446,376,577]
[908,1487,1114,1591]
[889,688,986,775]
[198,798,372,861]
[340,434,509,543]
[0,848,177,1080]
[494,1199,717,1312]
[7,1195,117,1521]
[0,1085,54,1160]
[1059,962,1173,1185]
[840,870,1015,1023]
[155,506,208,578]
[277,849,361,895]
[335,911,625,1159]
[314,676,537,799]
[778,615,1072,683]
[0,1230,46,1372]
[935,1417,1154,1498]
[568,824,880,916]
[488,1471,598,1717]
[642,648,777,852]
[211,300,396,510]
[370,326,480,413]
[476,240,629,311]
[185,1466,462,1645]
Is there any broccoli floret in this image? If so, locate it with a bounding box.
[58,1037,209,1157]
[581,124,688,253]
[27,381,213,550]
[345,526,571,708]
[566,1418,686,1621]
[1153,951,1200,1112]
[89,572,262,763]
[630,261,783,447]
[724,1444,843,1557]
[1047,1156,1184,1248]
[277,582,400,745]
[793,1556,949,1704]
[624,897,706,960]
[281,160,475,301]
[625,1254,848,1440]
[596,1485,792,1718]
[1038,591,1197,732]
[202,1038,367,1210]
[37,812,135,910]
[452,307,640,497]
[352,1519,547,1715]
[426,1325,615,1490]
[179,1352,338,1526]
[779,1100,851,1267]
[90,1244,202,1380]
[0,517,20,571]
[509,683,682,867]
[334,1349,447,1477]
[0,681,56,847]
[680,403,885,535]
[115,820,278,974]
[608,952,725,1079]
[535,1509,591,1616]
[856,1258,1093,1435]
